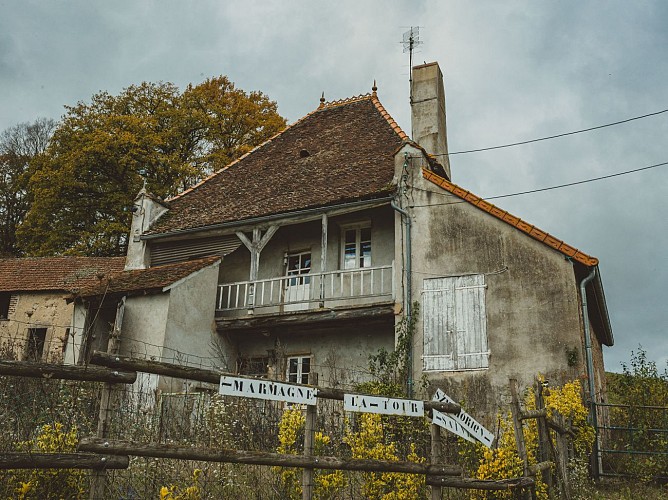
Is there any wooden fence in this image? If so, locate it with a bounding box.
[0,355,576,499]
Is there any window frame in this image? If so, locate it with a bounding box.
[286,355,312,384]
[26,327,47,362]
[0,292,11,319]
[340,223,372,270]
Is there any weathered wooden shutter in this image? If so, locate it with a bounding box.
[423,277,456,370]
[150,235,241,267]
[422,275,488,371]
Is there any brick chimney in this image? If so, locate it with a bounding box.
[411,62,451,180]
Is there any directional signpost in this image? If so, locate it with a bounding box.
[344,394,424,417]
[431,388,494,448]
[219,376,317,405]
[431,409,476,444]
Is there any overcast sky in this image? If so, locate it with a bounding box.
[2,1,666,373]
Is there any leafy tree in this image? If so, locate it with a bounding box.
[17,77,286,256]
[0,118,55,256]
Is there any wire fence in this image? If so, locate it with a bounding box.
[0,332,454,499]
[597,402,668,480]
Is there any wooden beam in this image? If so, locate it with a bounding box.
[0,453,129,470]
[319,213,328,306]
[426,476,535,490]
[0,360,136,384]
[78,438,462,476]
[88,351,461,414]
[217,303,395,331]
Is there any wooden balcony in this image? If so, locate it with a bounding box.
[216,263,394,316]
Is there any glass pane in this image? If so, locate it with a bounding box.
[344,243,356,269]
[345,230,356,244]
[360,227,371,242]
[302,254,311,272]
[288,358,298,382]
[288,255,300,273]
[361,241,371,268]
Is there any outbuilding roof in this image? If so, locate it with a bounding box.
[147,93,406,235]
[76,256,221,297]
[0,257,125,293]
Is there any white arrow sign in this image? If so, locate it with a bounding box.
[344,394,424,417]
[219,376,317,405]
[431,409,476,443]
[432,389,494,448]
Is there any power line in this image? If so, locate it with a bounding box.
[436,108,668,156]
[410,161,668,208]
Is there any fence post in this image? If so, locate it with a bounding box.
[302,403,317,500]
[534,380,553,490]
[509,379,534,500]
[430,421,442,500]
[89,297,125,500]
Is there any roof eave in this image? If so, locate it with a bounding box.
[141,195,395,241]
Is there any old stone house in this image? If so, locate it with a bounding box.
[0,256,123,362]
[78,62,613,414]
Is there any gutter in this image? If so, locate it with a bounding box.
[580,266,601,477]
[141,196,394,241]
[580,267,597,410]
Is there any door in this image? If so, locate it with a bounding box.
[284,252,311,311]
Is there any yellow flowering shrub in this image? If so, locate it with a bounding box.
[543,379,594,456]
[344,413,426,500]
[9,423,86,500]
[275,406,345,499]
[159,469,202,500]
[461,379,592,500]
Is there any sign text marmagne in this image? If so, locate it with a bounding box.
[219,376,317,405]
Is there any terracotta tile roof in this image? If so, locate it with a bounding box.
[147,94,406,235]
[0,257,125,293]
[422,169,600,267]
[77,255,221,297]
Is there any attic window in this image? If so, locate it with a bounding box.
[299,149,310,158]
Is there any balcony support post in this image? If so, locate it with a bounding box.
[236,226,279,312]
[320,214,328,307]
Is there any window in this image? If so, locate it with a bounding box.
[0,293,10,319]
[239,356,270,378]
[342,225,371,269]
[422,274,489,371]
[26,328,47,362]
[287,355,311,384]
[286,252,311,285]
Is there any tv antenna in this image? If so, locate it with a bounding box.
[402,26,422,103]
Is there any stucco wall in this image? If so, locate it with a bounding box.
[121,293,170,360]
[397,148,592,418]
[163,263,220,367]
[0,291,73,362]
[230,320,395,388]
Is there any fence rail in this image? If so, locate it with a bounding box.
[1,352,594,498]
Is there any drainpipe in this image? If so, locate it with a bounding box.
[580,266,600,478]
[391,199,413,397]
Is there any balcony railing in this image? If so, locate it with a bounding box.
[217,263,394,313]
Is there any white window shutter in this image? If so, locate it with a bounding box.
[423,274,488,371]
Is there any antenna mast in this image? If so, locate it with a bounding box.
[402,27,422,104]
